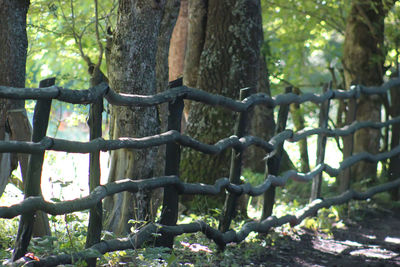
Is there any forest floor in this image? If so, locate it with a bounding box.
[249,206,400,266]
[174,205,400,267]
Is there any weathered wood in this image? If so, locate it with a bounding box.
[261,86,292,220]
[85,85,103,266]
[0,116,400,167]
[34,178,400,266]
[156,86,184,248]
[389,74,400,200]
[310,83,332,200]
[290,87,310,173]
[338,94,358,192]
[219,88,251,232]
[12,78,54,261]
[0,78,398,109]
[4,150,400,219]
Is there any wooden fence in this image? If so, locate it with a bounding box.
[1,77,400,266]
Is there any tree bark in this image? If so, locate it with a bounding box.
[181,0,262,210]
[0,0,29,195]
[169,0,188,82]
[0,0,51,237]
[104,1,166,235]
[342,0,389,184]
[181,0,207,129]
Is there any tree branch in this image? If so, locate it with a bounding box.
[94,0,103,69]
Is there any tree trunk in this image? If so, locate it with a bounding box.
[104,1,166,235]
[342,0,388,185]
[180,0,262,211]
[182,0,207,129]
[0,0,50,237]
[0,0,29,195]
[169,0,188,82]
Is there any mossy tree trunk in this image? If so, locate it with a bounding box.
[104,1,168,235]
[341,0,394,187]
[180,0,263,211]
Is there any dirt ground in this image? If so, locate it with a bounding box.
[251,206,400,266]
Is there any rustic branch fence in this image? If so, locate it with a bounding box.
[1,77,400,266]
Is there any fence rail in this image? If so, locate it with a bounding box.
[2,140,400,220]
[1,78,399,107]
[1,78,400,265]
[28,178,400,267]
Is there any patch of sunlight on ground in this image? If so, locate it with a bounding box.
[385,236,400,244]
[350,247,398,259]
[312,237,399,260]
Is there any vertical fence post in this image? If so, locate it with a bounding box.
[310,82,332,201]
[219,88,251,233]
[12,78,55,261]
[338,87,358,192]
[156,89,184,248]
[85,88,103,266]
[261,86,292,220]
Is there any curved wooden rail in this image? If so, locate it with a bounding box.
[27,178,400,266]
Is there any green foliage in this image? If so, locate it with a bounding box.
[383,3,400,73]
[1,0,399,265]
[0,218,19,260]
[29,213,88,257]
[27,0,116,89]
[262,0,348,93]
[303,206,346,233]
[262,0,400,94]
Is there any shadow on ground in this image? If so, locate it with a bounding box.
[251,207,400,266]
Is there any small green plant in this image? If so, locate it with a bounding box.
[302,206,346,233]
[0,218,19,260]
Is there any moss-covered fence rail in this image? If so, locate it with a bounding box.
[1,77,400,266]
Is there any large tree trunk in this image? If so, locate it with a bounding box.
[341,0,389,188]
[181,0,207,130]
[169,0,188,82]
[180,0,262,210]
[0,0,30,196]
[0,0,50,237]
[104,1,166,235]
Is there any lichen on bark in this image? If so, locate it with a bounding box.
[104,0,166,235]
[180,0,263,211]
